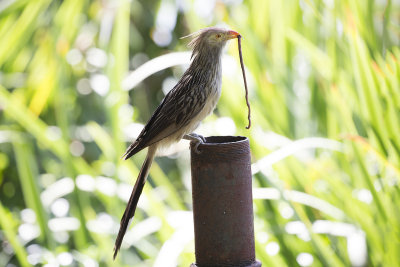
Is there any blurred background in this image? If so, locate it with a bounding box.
[1,0,400,266]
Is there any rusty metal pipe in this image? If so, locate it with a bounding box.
[190,136,261,267]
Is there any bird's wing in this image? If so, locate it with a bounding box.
[123,74,205,159]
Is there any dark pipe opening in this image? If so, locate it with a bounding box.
[202,135,247,144]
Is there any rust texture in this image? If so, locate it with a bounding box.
[190,136,261,267]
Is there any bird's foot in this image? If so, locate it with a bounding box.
[183,133,206,154]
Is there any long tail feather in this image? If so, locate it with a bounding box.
[113,145,157,259]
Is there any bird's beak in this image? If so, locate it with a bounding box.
[227,30,241,40]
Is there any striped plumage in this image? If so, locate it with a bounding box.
[114,27,240,259]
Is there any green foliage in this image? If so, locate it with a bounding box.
[0,0,399,266]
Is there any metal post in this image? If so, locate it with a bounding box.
[190,136,261,267]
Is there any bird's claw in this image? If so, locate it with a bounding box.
[189,134,204,154]
[193,141,202,154]
[199,135,206,143]
[183,133,206,154]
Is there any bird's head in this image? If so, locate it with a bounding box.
[185,27,240,57]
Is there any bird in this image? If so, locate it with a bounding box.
[114,27,240,259]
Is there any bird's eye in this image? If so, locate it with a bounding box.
[216,34,221,38]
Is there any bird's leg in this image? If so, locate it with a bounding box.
[183,133,206,154]
[191,133,207,142]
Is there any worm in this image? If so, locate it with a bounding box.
[237,35,251,129]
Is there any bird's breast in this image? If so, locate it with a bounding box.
[192,73,222,124]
